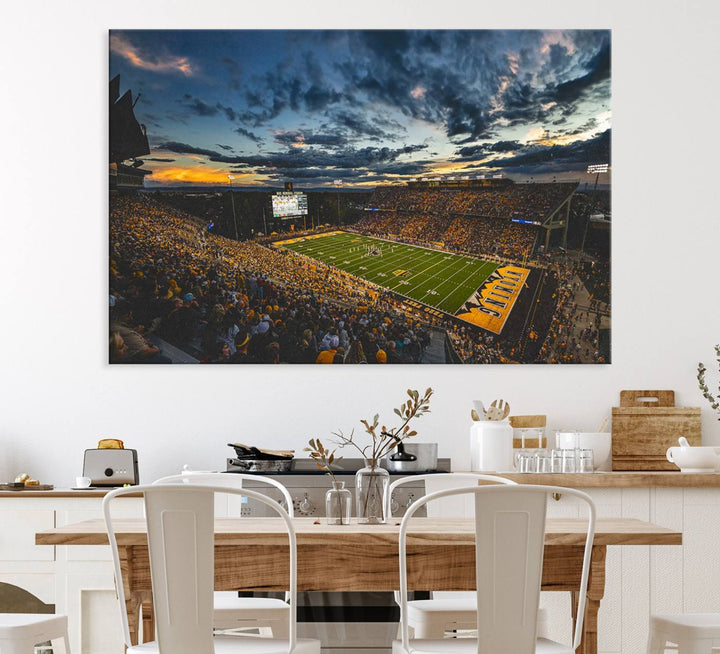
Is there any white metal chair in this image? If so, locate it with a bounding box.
[153,472,292,637]
[103,483,320,654]
[647,614,720,653]
[386,473,519,638]
[393,484,596,654]
[0,614,70,654]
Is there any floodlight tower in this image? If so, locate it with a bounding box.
[227,174,239,241]
[582,164,609,252]
[334,179,343,225]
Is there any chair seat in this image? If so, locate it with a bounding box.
[214,596,290,614]
[0,613,68,640]
[651,613,720,638]
[408,599,479,615]
[391,637,573,654]
[128,635,321,654]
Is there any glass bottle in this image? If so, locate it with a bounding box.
[325,480,352,525]
[355,464,390,524]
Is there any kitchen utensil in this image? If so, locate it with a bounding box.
[486,399,510,421]
[227,443,294,460]
[384,443,438,472]
[472,401,486,419]
[389,443,417,462]
[666,446,720,472]
[597,417,609,433]
[612,390,701,470]
[471,409,481,421]
[83,448,139,486]
[227,458,293,472]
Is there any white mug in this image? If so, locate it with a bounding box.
[75,476,92,488]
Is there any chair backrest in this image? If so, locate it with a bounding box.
[103,484,297,654]
[385,472,516,519]
[153,471,295,517]
[396,484,595,654]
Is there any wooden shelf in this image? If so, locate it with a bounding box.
[459,471,720,487]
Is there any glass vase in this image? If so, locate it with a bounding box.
[355,465,389,524]
[325,481,352,525]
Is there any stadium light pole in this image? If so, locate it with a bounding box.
[583,164,609,252]
[227,174,239,241]
[334,179,342,225]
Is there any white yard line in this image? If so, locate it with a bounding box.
[434,261,498,312]
[283,232,497,314]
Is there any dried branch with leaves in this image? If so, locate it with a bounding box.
[304,438,343,482]
[331,387,434,467]
[698,344,720,420]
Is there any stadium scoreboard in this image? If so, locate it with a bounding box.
[272,191,308,218]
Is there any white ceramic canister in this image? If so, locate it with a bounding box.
[470,420,514,471]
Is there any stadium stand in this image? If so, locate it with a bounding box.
[109,179,608,364]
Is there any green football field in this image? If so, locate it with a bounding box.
[276,231,498,315]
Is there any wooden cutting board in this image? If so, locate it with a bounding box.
[0,484,54,491]
[611,390,701,470]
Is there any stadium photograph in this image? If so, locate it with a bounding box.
[109,29,611,364]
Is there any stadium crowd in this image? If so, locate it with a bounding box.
[368,183,577,223]
[109,180,608,365]
[110,195,446,364]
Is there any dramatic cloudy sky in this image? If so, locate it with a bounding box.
[110,30,611,188]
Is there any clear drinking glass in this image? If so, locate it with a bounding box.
[536,450,551,473]
[325,481,352,525]
[518,451,536,473]
[578,449,595,473]
[515,448,531,471]
[561,449,577,473]
[551,449,563,473]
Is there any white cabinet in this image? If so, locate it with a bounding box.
[540,486,720,654]
[0,510,55,561]
[0,494,142,654]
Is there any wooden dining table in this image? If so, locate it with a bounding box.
[36,517,681,654]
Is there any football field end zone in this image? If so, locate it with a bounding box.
[273,231,530,336]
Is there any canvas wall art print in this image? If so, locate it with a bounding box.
[109,29,611,364]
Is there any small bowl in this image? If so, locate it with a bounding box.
[666,446,720,472]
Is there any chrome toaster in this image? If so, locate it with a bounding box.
[82,449,139,486]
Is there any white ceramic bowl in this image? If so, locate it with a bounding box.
[555,432,612,471]
[666,446,720,472]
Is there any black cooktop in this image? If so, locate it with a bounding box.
[225,457,451,476]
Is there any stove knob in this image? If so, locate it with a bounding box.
[390,496,400,515]
[298,493,314,515]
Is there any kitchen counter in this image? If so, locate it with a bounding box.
[457,471,720,487]
[0,488,139,498]
[3,472,720,496]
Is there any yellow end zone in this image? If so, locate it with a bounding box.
[455,265,530,334]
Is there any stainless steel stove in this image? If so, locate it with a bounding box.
[224,457,451,654]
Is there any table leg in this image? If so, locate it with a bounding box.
[572,545,606,654]
[140,591,155,643]
[125,593,141,647]
[119,545,154,646]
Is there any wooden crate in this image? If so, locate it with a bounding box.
[611,390,701,470]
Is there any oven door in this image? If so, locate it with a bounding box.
[296,591,429,653]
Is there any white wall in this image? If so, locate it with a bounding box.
[0,0,718,486]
